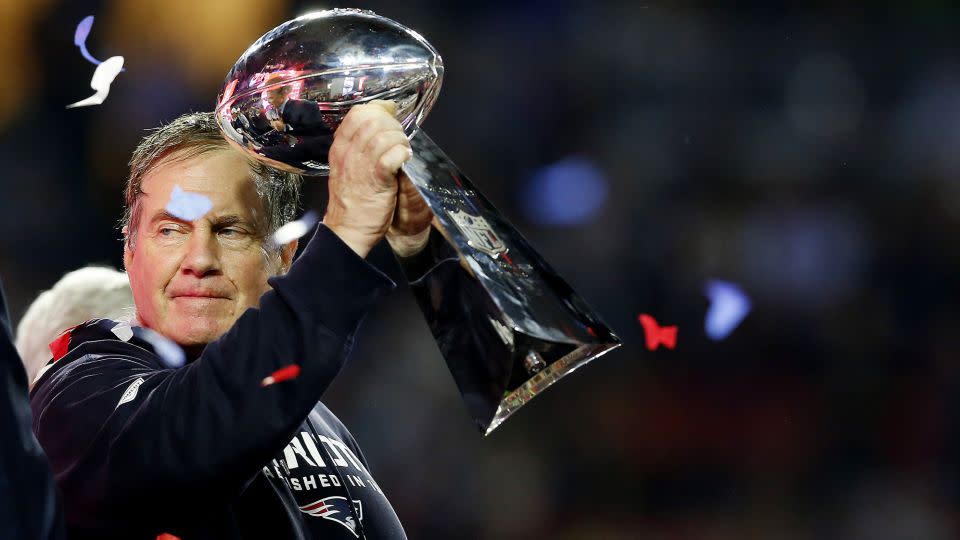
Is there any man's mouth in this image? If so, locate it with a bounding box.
[170,290,230,300]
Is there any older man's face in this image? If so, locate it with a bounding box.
[124,148,290,352]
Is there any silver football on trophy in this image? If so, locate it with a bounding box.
[215,8,443,176]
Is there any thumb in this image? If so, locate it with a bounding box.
[368,99,397,117]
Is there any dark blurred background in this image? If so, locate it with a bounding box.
[4,1,960,538]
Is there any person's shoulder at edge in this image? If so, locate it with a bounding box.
[29,321,167,396]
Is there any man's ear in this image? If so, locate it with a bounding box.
[279,239,298,274]
[122,226,133,271]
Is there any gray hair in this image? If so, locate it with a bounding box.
[121,111,302,251]
[16,266,135,383]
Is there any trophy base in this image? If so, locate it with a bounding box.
[487,342,620,435]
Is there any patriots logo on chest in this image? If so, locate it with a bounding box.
[299,496,364,537]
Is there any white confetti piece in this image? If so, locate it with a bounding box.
[704,280,752,341]
[111,324,134,342]
[67,55,124,109]
[165,185,213,222]
[270,210,319,246]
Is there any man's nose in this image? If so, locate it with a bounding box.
[181,230,221,277]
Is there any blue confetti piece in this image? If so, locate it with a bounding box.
[74,16,93,47]
[704,279,752,340]
[74,15,102,66]
[135,327,186,368]
[165,185,213,222]
[73,15,125,71]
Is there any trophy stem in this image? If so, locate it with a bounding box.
[399,131,622,434]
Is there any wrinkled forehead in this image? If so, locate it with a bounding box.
[140,146,268,229]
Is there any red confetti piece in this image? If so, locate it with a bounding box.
[261,364,301,387]
[637,313,677,351]
[48,324,81,363]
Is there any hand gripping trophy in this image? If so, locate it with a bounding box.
[216,9,621,434]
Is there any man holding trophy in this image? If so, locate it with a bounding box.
[31,9,618,538]
[31,101,417,537]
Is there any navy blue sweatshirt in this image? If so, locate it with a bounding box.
[30,225,407,539]
[0,277,65,539]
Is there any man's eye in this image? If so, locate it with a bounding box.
[219,228,244,238]
[158,226,179,236]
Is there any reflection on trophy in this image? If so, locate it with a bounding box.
[216,9,621,434]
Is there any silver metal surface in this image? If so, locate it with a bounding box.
[400,132,621,434]
[217,9,621,435]
[216,8,442,175]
